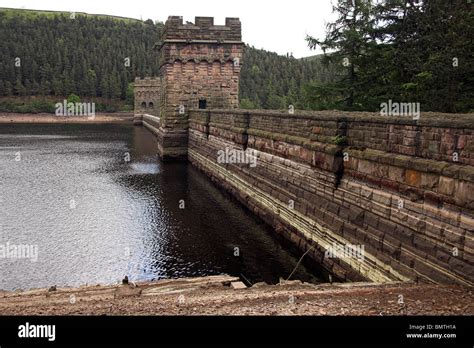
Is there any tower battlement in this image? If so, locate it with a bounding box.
[162,16,242,42]
[159,16,244,68]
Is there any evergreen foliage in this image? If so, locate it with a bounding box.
[306,0,473,112]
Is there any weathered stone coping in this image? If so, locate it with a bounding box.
[348,148,474,181]
[189,109,474,129]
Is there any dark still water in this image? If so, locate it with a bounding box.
[0,123,320,291]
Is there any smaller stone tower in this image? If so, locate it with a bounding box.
[134,77,161,118]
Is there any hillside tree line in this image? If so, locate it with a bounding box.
[0,9,333,111]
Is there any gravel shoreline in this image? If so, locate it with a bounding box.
[0,276,471,316]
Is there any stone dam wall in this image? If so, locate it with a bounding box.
[133,15,473,286]
[183,109,474,286]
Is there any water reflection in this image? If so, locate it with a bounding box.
[0,123,320,291]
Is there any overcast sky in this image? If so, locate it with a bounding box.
[1,0,335,58]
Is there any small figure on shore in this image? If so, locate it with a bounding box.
[48,285,57,292]
[122,276,129,285]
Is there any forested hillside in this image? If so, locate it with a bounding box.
[2,2,470,114]
[0,8,332,112]
[240,49,337,109]
[0,8,160,107]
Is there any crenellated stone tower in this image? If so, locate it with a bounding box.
[134,16,244,160]
[134,77,161,122]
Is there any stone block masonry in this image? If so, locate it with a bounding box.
[188,109,474,286]
[134,77,161,124]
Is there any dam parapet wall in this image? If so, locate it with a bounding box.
[187,109,474,285]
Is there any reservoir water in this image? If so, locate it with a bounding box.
[0,123,320,291]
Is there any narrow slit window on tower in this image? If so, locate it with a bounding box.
[148,102,154,109]
[199,99,207,110]
[141,102,147,108]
